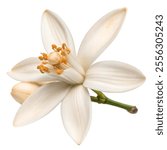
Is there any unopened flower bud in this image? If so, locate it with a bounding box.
[11,82,41,104]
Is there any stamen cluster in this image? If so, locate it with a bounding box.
[37,43,70,75]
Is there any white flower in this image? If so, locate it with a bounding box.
[8,8,145,144]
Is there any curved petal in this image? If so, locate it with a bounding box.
[8,57,57,83]
[68,54,85,76]
[8,57,84,84]
[84,61,145,93]
[60,67,84,85]
[78,8,126,70]
[61,85,91,145]
[42,10,75,55]
[14,82,71,126]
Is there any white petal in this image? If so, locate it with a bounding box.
[84,61,145,93]
[42,10,75,55]
[14,82,71,126]
[8,57,84,84]
[60,67,84,85]
[61,85,91,144]
[8,57,57,83]
[68,54,85,76]
[78,8,126,70]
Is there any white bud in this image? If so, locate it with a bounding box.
[11,82,40,104]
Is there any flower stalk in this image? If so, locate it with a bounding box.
[91,90,138,114]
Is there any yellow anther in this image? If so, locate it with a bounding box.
[38,56,43,60]
[66,49,70,54]
[61,50,67,56]
[38,53,48,61]
[52,44,57,50]
[55,68,63,75]
[62,43,67,49]
[41,53,48,60]
[43,67,49,73]
[37,65,49,73]
[57,47,62,52]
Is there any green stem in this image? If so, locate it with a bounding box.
[91,90,138,114]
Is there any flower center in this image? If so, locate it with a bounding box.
[37,43,71,75]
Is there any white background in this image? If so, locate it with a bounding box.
[0,0,166,149]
